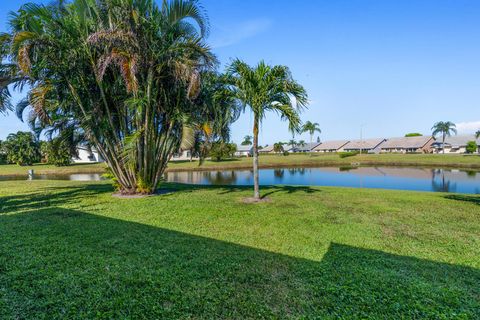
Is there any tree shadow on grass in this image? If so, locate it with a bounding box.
[0,183,113,214]
[0,208,478,319]
[444,194,480,206]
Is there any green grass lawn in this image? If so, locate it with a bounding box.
[1,180,479,318]
[1,153,480,177]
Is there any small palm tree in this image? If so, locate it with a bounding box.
[273,142,284,153]
[226,59,308,199]
[241,135,253,145]
[475,130,480,139]
[302,121,321,147]
[432,121,457,154]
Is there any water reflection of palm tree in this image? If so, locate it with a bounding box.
[274,169,285,179]
[431,169,456,193]
[203,171,238,185]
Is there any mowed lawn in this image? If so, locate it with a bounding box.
[1,153,480,177]
[0,181,479,318]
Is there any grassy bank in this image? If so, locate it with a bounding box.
[1,153,480,176]
[0,180,479,318]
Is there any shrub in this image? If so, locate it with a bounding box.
[283,151,289,156]
[44,138,72,166]
[466,141,478,154]
[3,131,41,166]
[339,151,359,158]
[209,142,237,161]
[405,133,423,137]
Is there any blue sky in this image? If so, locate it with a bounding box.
[1,0,480,145]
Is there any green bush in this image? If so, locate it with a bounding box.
[43,138,72,166]
[3,131,41,166]
[465,141,478,154]
[339,151,359,158]
[282,151,289,156]
[209,142,237,161]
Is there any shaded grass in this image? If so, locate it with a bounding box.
[0,180,479,318]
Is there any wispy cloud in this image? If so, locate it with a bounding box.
[455,121,480,134]
[210,18,272,49]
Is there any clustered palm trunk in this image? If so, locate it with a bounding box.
[1,0,227,194]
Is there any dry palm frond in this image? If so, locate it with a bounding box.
[180,123,195,150]
[87,29,137,49]
[17,45,32,74]
[29,83,53,123]
[187,70,201,100]
[97,48,138,93]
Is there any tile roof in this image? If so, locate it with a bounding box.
[313,140,350,151]
[343,138,386,150]
[381,136,434,149]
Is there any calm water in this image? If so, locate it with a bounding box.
[1,167,480,194]
[165,167,480,194]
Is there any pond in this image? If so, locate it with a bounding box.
[2,167,480,194]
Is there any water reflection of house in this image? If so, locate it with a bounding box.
[343,139,386,154]
[73,146,104,163]
[380,136,435,153]
[432,135,480,154]
[313,140,350,153]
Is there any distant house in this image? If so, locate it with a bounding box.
[73,146,104,163]
[313,140,350,153]
[293,142,322,152]
[171,150,195,161]
[381,136,435,153]
[258,144,293,153]
[235,145,253,157]
[259,145,274,153]
[343,138,386,153]
[432,135,480,154]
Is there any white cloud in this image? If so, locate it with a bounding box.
[455,121,480,134]
[210,18,272,48]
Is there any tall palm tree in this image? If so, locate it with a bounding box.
[302,121,321,146]
[432,121,457,154]
[2,0,222,194]
[226,59,308,199]
[241,135,253,145]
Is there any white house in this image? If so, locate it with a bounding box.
[171,150,197,161]
[432,135,480,154]
[313,140,350,153]
[73,146,104,163]
[234,145,253,157]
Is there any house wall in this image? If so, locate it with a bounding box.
[234,151,251,157]
[171,150,194,161]
[73,149,104,163]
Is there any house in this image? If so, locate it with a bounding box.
[171,150,196,161]
[343,138,386,153]
[293,142,322,152]
[259,145,274,153]
[73,146,104,163]
[380,136,435,153]
[258,144,293,153]
[432,135,480,154]
[235,145,253,157]
[313,140,350,153]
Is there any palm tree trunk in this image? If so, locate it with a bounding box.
[442,133,445,154]
[253,115,260,199]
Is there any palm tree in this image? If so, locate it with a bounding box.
[241,135,253,145]
[302,121,321,147]
[226,59,308,199]
[2,0,223,194]
[432,121,457,154]
[273,142,284,153]
[475,130,480,139]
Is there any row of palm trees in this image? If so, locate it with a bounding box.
[241,121,321,147]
